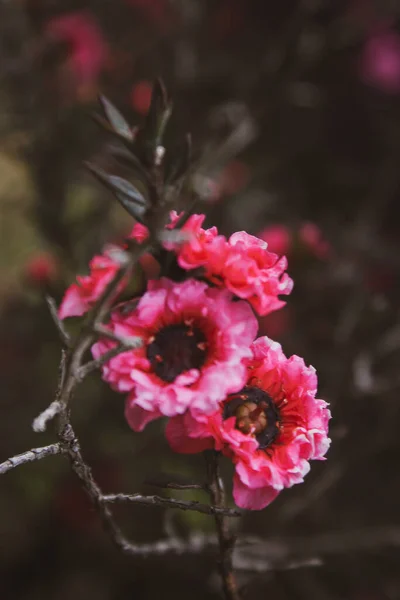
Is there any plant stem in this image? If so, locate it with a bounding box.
[205,451,241,600]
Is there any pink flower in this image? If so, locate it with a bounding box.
[258,225,291,256]
[166,336,331,510]
[171,215,293,316]
[298,222,331,259]
[360,29,400,93]
[130,80,153,115]
[258,222,331,261]
[46,11,108,100]
[92,278,258,427]
[24,252,58,286]
[59,223,147,320]
[59,212,292,320]
[58,251,121,319]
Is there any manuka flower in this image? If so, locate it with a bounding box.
[258,222,331,261]
[59,223,149,319]
[166,336,331,510]
[92,278,258,429]
[168,214,293,316]
[45,11,108,104]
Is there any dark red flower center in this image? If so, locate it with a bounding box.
[223,386,280,449]
[146,322,207,383]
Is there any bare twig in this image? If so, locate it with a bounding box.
[206,451,241,600]
[239,526,400,562]
[33,400,63,432]
[57,404,146,555]
[36,240,149,432]
[146,478,205,491]
[111,533,218,557]
[46,296,71,347]
[32,349,67,432]
[93,324,143,349]
[78,343,141,380]
[0,443,62,475]
[233,554,323,573]
[103,493,240,517]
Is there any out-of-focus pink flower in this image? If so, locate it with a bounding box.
[167,336,331,510]
[24,252,58,286]
[258,225,291,257]
[130,80,153,115]
[298,222,331,259]
[360,29,400,93]
[58,223,147,320]
[46,11,108,102]
[92,278,258,427]
[258,222,330,260]
[171,215,293,316]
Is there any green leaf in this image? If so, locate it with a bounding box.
[146,79,169,140]
[109,145,150,180]
[86,163,147,221]
[137,79,172,165]
[99,95,134,142]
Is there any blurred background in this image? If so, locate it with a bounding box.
[1,0,400,598]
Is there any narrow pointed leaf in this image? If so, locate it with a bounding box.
[137,79,172,164]
[99,95,133,142]
[114,192,146,222]
[109,145,150,179]
[146,79,169,138]
[86,163,147,221]
[108,176,147,205]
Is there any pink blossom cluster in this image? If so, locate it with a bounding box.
[45,11,108,104]
[360,28,400,94]
[258,222,331,260]
[59,213,330,510]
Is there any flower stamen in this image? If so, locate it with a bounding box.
[223,386,280,450]
[147,323,207,383]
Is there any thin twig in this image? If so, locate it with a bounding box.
[239,526,400,562]
[32,349,67,432]
[205,451,241,600]
[108,533,218,557]
[38,240,149,430]
[94,324,143,348]
[146,478,205,491]
[46,296,71,347]
[57,404,145,555]
[0,444,62,475]
[33,400,63,432]
[78,343,141,380]
[103,493,241,517]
